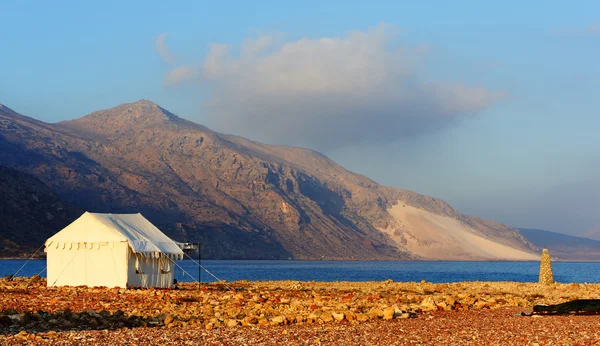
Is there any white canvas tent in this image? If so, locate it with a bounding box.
[45,212,184,288]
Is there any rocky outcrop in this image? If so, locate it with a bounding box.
[0,100,537,259]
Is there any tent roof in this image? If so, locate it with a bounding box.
[46,212,184,259]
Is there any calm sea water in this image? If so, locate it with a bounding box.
[2,260,600,284]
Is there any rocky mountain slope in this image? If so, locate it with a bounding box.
[0,100,537,259]
[518,228,600,261]
[0,165,80,257]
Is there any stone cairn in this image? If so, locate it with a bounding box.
[538,248,554,285]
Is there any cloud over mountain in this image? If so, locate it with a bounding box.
[163,24,502,150]
[156,33,176,64]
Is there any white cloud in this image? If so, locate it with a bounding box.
[163,24,502,150]
[163,65,194,86]
[156,33,176,64]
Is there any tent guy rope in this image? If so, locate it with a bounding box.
[12,243,45,277]
[167,257,198,282]
[167,256,233,291]
[183,251,224,283]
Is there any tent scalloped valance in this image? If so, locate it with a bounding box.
[45,240,183,260]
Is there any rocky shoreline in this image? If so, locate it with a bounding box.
[1,277,599,344]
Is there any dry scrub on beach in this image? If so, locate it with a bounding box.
[1,277,600,345]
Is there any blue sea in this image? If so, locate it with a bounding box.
[3,260,600,284]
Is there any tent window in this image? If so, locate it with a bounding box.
[160,257,171,274]
[135,255,144,274]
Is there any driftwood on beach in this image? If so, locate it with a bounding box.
[533,299,600,315]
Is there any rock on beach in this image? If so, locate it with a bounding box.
[1,277,600,344]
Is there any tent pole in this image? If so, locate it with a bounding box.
[198,241,201,291]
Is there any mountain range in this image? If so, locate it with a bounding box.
[0,100,539,260]
[518,228,600,261]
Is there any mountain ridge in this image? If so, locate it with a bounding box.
[0,100,537,260]
[518,228,600,261]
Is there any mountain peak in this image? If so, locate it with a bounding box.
[131,99,157,106]
[63,100,181,135]
[128,99,165,110]
[116,99,178,121]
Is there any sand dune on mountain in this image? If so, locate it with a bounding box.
[382,202,538,260]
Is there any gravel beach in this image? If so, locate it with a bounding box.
[1,277,600,345]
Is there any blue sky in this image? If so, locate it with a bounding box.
[2,1,599,235]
